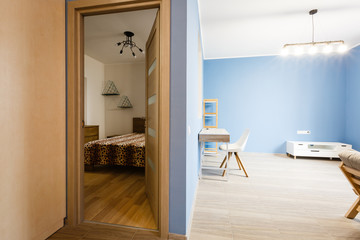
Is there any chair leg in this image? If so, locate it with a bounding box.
[235,156,242,170]
[220,152,231,168]
[219,155,227,168]
[222,152,232,177]
[345,196,360,219]
[235,152,248,177]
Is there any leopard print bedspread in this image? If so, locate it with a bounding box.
[84,133,145,167]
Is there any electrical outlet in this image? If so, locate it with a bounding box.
[297,130,311,135]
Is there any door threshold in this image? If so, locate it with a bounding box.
[83,220,159,232]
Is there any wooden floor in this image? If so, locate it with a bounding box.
[84,166,156,230]
[49,153,360,240]
[190,153,360,240]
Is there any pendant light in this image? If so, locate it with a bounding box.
[116,31,144,58]
[281,9,347,56]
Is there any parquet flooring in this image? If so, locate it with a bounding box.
[84,167,156,230]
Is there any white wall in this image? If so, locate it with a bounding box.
[104,62,146,136]
[84,55,106,139]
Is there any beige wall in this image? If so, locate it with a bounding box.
[85,55,106,139]
[104,62,146,137]
[0,0,66,239]
[84,59,145,138]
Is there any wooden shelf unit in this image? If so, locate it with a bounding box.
[203,99,218,128]
[203,99,218,153]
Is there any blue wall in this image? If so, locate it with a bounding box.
[185,0,202,235]
[204,55,347,153]
[170,0,202,235]
[170,0,203,235]
[170,0,187,235]
[345,46,360,151]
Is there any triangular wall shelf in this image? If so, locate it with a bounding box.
[102,80,120,95]
[117,95,133,108]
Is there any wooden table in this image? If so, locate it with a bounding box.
[199,128,230,180]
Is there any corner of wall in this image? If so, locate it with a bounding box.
[84,55,106,139]
[169,0,188,235]
[185,0,202,235]
[343,45,360,150]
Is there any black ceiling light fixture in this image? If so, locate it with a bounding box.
[116,31,144,58]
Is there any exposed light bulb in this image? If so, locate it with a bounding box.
[308,45,318,55]
[281,48,289,56]
[294,46,304,56]
[337,44,348,54]
[323,45,333,54]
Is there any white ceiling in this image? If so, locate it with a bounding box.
[198,0,360,59]
[84,9,158,64]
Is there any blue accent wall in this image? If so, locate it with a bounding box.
[204,56,347,153]
[170,0,187,235]
[170,0,202,235]
[345,46,360,151]
[185,0,202,235]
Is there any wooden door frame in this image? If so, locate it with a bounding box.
[66,0,170,238]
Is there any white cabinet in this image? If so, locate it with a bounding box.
[286,141,352,159]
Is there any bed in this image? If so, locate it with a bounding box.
[84,118,145,168]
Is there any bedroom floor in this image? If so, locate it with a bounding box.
[84,166,156,229]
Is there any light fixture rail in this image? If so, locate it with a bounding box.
[281,9,347,56]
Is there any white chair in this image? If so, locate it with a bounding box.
[219,129,250,177]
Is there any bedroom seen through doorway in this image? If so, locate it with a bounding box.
[82,8,159,230]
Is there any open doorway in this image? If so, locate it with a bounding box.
[83,9,158,230]
[67,0,170,237]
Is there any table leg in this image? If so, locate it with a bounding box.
[225,142,229,180]
[199,141,204,179]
